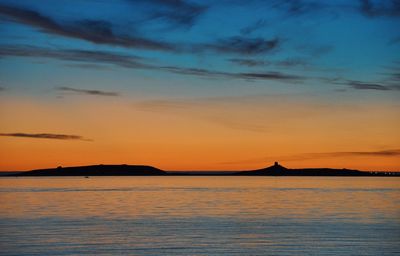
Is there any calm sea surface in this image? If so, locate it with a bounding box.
[0,177,399,255]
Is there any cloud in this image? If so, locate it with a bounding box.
[359,0,400,18]
[162,66,303,81]
[220,148,400,165]
[0,45,148,68]
[229,58,268,67]
[281,149,400,161]
[203,36,281,55]
[322,149,400,157]
[143,0,208,29]
[383,63,400,82]
[0,133,92,141]
[0,45,304,82]
[228,58,310,68]
[347,80,400,91]
[57,87,119,97]
[63,63,112,70]
[0,3,174,51]
[237,71,302,80]
[270,0,325,17]
[229,58,310,69]
[275,58,309,67]
[240,19,267,35]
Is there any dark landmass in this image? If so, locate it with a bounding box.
[14,165,166,176]
[5,162,399,177]
[0,171,23,176]
[235,162,399,176]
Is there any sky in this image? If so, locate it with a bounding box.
[0,0,399,171]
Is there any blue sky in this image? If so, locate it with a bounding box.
[1,0,399,96]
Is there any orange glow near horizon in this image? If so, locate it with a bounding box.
[0,95,399,172]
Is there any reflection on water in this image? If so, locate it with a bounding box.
[0,177,399,255]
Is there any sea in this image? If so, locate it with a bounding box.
[0,176,399,255]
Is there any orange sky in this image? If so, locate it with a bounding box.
[1,95,399,171]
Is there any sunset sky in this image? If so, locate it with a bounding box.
[0,0,399,171]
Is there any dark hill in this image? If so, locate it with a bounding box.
[236,162,373,176]
[16,165,166,176]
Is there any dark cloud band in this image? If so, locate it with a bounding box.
[347,81,400,91]
[0,4,174,51]
[0,45,304,82]
[57,87,119,97]
[0,133,92,141]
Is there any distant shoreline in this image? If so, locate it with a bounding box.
[1,163,399,177]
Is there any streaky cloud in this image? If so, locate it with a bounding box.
[281,149,400,161]
[57,87,119,97]
[0,3,174,51]
[229,58,268,67]
[204,36,280,55]
[0,45,305,82]
[142,0,208,29]
[359,0,400,18]
[238,71,301,80]
[63,63,112,70]
[220,149,400,165]
[0,45,148,68]
[240,19,267,35]
[229,58,309,68]
[383,63,400,82]
[0,133,92,141]
[162,66,303,81]
[348,80,394,91]
[323,149,400,157]
[272,0,325,16]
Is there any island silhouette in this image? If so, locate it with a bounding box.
[14,164,166,176]
[9,162,399,176]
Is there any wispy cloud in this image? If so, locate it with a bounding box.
[0,45,304,82]
[57,87,119,97]
[142,0,208,29]
[348,81,391,90]
[229,58,310,69]
[0,133,92,141]
[383,63,400,82]
[229,58,268,67]
[203,36,281,55]
[273,0,325,17]
[237,71,301,80]
[0,45,148,68]
[277,149,400,162]
[276,58,309,67]
[347,80,400,91]
[320,149,400,157]
[63,63,112,70]
[359,0,400,18]
[0,3,174,51]
[162,66,303,81]
[220,148,400,165]
[240,19,267,35]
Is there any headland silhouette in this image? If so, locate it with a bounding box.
[8,162,399,176]
[14,164,166,176]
